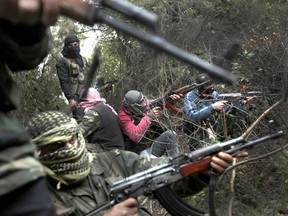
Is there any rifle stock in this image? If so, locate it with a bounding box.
[84,130,284,216]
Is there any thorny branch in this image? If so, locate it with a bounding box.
[224,95,287,216]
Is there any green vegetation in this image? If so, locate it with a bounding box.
[11,0,288,215]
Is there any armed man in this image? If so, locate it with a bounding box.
[183,73,229,148]
[56,34,93,122]
[183,73,256,149]
[27,110,235,216]
[118,90,181,158]
[0,1,142,215]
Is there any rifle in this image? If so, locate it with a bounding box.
[85,130,284,216]
[149,80,212,109]
[202,91,281,103]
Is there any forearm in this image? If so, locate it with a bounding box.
[184,104,214,123]
[120,117,151,143]
[183,93,214,122]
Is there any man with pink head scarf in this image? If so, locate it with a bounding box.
[79,88,124,152]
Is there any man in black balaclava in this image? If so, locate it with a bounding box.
[56,34,90,121]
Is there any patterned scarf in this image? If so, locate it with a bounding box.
[27,111,94,189]
[79,87,118,115]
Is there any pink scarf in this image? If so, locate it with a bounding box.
[79,88,118,115]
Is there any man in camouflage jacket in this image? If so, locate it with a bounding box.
[27,111,234,216]
[79,87,125,152]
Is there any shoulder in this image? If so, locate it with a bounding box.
[118,106,130,117]
[85,108,99,116]
[82,109,99,121]
[185,91,198,99]
[46,182,75,215]
[56,57,70,67]
[93,149,140,164]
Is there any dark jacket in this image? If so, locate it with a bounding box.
[81,102,125,151]
[56,57,89,101]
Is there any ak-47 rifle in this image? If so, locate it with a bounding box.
[219,91,280,100]
[202,91,281,103]
[85,130,284,216]
[206,91,281,101]
[149,79,212,110]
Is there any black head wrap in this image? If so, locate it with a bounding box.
[61,34,82,63]
[64,34,80,46]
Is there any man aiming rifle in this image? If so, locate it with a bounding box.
[118,90,181,158]
[26,110,238,216]
[84,130,284,216]
[183,73,230,148]
[149,79,212,117]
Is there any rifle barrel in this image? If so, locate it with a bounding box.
[83,130,284,215]
[225,130,284,155]
[188,137,244,160]
[59,0,237,84]
[101,0,159,30]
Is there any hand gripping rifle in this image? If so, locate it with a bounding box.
[58,0,236,85]
[149,79,212,110]
[85,130,284,216]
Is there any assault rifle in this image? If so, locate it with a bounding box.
[85,130,284,216]
[203,91,281,103]
[149,80,212,109]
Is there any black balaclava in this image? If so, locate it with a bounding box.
[62,34,83,67]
